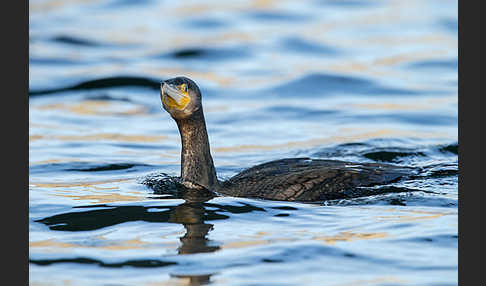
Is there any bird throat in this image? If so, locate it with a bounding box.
[164,94,190,110]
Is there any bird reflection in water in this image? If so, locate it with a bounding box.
[34,185,265,285]
[167,187,220,285]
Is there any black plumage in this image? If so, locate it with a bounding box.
[149,76,412,202]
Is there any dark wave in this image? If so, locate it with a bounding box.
[310,142,458,180]
[103,0,154,8]
[67,163,149,172]
[51,35,101,47]
[439,143,458,155]
[363,151,426,162]
[270,206,299,211]
[30,162,153,174]
[391,234,458,247]
[267,73,420,97]
[439,18,458,33]
[35,202,265,231]
[246,10,310,22]
[29,76,161,96]
[84,94,133,102]
[48,34,139,49]
[159,46,250,61]
[311,141,390,159]
[418,161,458,179]
[346,113,457,126]
[280,36,340,55]
[184,18,230,29]
[264,105,337,119]
[29,57,83,66]
[30,257,176,268]
[426,169,458,178]
[406,59,458,70]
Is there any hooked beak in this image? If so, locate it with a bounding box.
[161,82,186,105]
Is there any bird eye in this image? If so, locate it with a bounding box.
[182,84,188,93]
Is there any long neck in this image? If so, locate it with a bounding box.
[175,110,219,191]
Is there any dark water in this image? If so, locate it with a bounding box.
[29,0,457,285]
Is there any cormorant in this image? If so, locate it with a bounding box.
[150,76,412,202]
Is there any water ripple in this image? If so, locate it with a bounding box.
[268,73,420,98]
[29,0,458,284]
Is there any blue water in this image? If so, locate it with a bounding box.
[29,0,457,285]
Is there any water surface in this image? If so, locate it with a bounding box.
[30,0,457,285]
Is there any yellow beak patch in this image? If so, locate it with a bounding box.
[165,95,190,110]
[163,84,190,110]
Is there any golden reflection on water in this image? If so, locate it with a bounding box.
[329,276,406,286]
[29,0,100,13]
[29,237,172,252]
[29,121,64,129]
[30,133,167,143]
[145,66,236,87]
[30,177,151,204]
[212,128,450,153]
[29,158,83,165]
[30,0,457,91]
[250,0,278,9]
[350,96,457,111]
[58,133,167,142]
[313,231,388,245]
[365,34,456,49]
[58,193,145,204]
[375,209,454,223]
[30,178,132,188]
[373,50,449,67]
[221,229,389,249]
[172,0,280,16]
[221,240,271,249]
[30,239,74,250]
[29,135,44,143]
[37,100,150,116]
[220,231,390,250]
[327,50,449,77]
